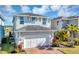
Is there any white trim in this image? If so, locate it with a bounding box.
[14,30,54,32]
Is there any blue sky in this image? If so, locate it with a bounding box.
[0,5,79,26]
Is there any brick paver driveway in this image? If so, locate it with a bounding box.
[25,48,64,54]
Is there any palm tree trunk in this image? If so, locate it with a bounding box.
[71,31,74,47]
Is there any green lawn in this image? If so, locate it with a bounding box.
[0,51,8,54]
[58,46,79,54]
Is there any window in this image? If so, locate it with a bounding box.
[25,17,30,23]
[67,20,69,24]
[32,17,36,22]
[57,21,59,25]
[42,18,47,25]
[39,18,41,22]
[31,17,37,23]
[20,17,24,24]
[48,19,50,23]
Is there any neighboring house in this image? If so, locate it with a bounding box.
[51,16,79,30]
[13,13,52,49]
[0,15,4,44]
[4,26,13,36]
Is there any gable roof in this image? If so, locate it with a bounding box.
[17,25,51,32]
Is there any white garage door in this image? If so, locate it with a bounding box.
[24,38,46,48]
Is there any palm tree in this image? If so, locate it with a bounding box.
[65,24,79,47]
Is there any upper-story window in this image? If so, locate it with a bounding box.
[20,16,24,24]
[32,17,36,22]
[39,18,41,22]
[57,21,59,25]
[31,17,37,23]
[48,19,50,23]
[25,17,30,23]
[42,18,47,25]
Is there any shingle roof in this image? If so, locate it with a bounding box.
[53,16,63,20]
[15,13,47,17]
[67,16,79,18]
[53,16,79,20]
[17,25,51,31]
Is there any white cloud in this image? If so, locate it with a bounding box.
[58,9,70,17]
[20,5,31,13]
[4,5,16,13]
[32,5,50,15]
[50,5,77,17]
[57,6,77,17]
[50,5,61,11]
[0,5,16,16]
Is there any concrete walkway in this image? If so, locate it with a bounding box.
[25,48,64,54]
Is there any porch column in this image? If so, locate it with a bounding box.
[77,18,79,38]
[18,32,21,41]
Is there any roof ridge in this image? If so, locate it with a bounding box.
[15,13,48,17]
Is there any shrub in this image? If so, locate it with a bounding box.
[1,43,15,53]
[52,30,70,47]
[52,38,60,47]
[54,30,69,42]
[15,43,23,53]
[74,38,79,45]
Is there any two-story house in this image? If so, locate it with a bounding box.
[0,15,4,44]
[51,16,79,30]
[13,13,52,49]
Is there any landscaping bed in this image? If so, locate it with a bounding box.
[1,43,26,54]
[57,46,79,54]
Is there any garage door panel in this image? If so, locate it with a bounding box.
[31,39,37,48]
[24,38,46,48]
[24,39,31,48]
[41,38,46,46]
